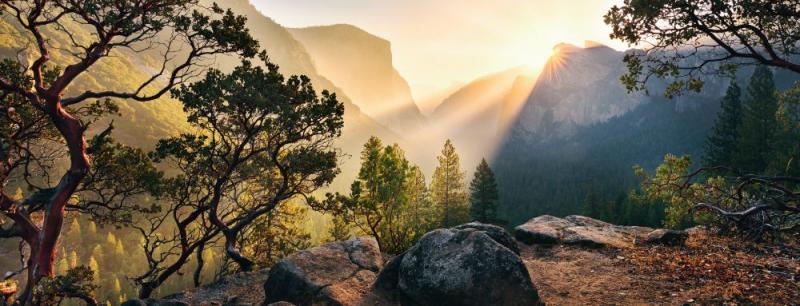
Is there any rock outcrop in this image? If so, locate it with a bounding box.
[375,222,541,306]
[262,237,384,306]
[514,215,688,248]
[121,299,188,306]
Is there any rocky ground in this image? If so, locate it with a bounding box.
[141,216,799,306]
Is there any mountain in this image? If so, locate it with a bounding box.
[288,24,427,134]
[491,42,800,226]
[425,66,536,170]
[215,1,409,189]
[510,42,646,139]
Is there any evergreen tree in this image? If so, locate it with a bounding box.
[88,257,100,280]
[242,203,312,269]
[469,159,501,224]
[582,190,602,219]
[775,84,800,176]
[68,251,79,269]
[11,187,23,201]
[430,140,469,227]
[56,259,69,275]
[703,80,743,173]
[405,166,437,237]
[736,66,780,174]
[327,215,352,242]
[332,137,414,253]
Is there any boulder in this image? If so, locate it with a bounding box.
[375,223,541,306]
[515,215,687,248]
[644,229,689,246]
[121,299,189,306]
[262,237,383,306]
[121,300,148,306]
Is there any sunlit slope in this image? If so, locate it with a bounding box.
[425,66,536,170]
[289,24,427,134]
[0,1,403,193]
[0,16,191,150]
[215,0,404,190]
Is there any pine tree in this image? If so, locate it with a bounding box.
[469,159,500,224]
[405,165,436,237]
[327,215,352,242]
[106,232,117,246]
[114,240,125,256]
[430,139,469,227]
[736,66,780,174]
[88,256,100,280]
[11,187,23,201]
[68,250,78,268]
[56,258,69,275]
[582,190,602,219]
[775,85,800,176]
[703,80,743,173]
[87,220,98,237]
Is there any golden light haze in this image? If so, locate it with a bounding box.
[253,0,626,103]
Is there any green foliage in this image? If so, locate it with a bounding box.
[737,66,780,174]
[633,155,729,229]
[403,165,438,239]
[133,52,345,293]
[775,82,800,176]
[332,138,410,253]
[322,137,438,254]
[604,0,800,96]
[243,203,312,268]
[703,80,743,174]
[34,266,99,306]
[469,159,501,224]
[430,140,469,227]
[326,215,352,242]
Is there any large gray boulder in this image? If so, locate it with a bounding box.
[375,222,541,306]
[262,237,383,306]
[515,215,687,248]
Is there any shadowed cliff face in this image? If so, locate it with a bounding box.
[511,43,645,140]
[288,24,427,134]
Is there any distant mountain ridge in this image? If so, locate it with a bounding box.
[288,24,427,134]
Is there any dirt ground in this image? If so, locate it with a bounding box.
[522,244,697,306]
[172,234,799,306]
[523,235,800,306]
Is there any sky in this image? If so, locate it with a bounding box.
[251,0,628,101]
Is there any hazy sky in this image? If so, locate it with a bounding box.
[251,0,627,101]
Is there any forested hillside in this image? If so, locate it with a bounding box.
[0,1,416,303]
[493,44,800,226]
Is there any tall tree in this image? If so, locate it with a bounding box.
[320,139,437,254]
[736,66,779,174]
[703,81,743,173]
[582,190,602,220]
[404,165,437,238]
[775,85,800,177]
[430,139,469,227]
[0,1,257,300]
[330,138,411,253]
[134,54,343,297]
[241,203,312,270]
[469,159,500,224]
